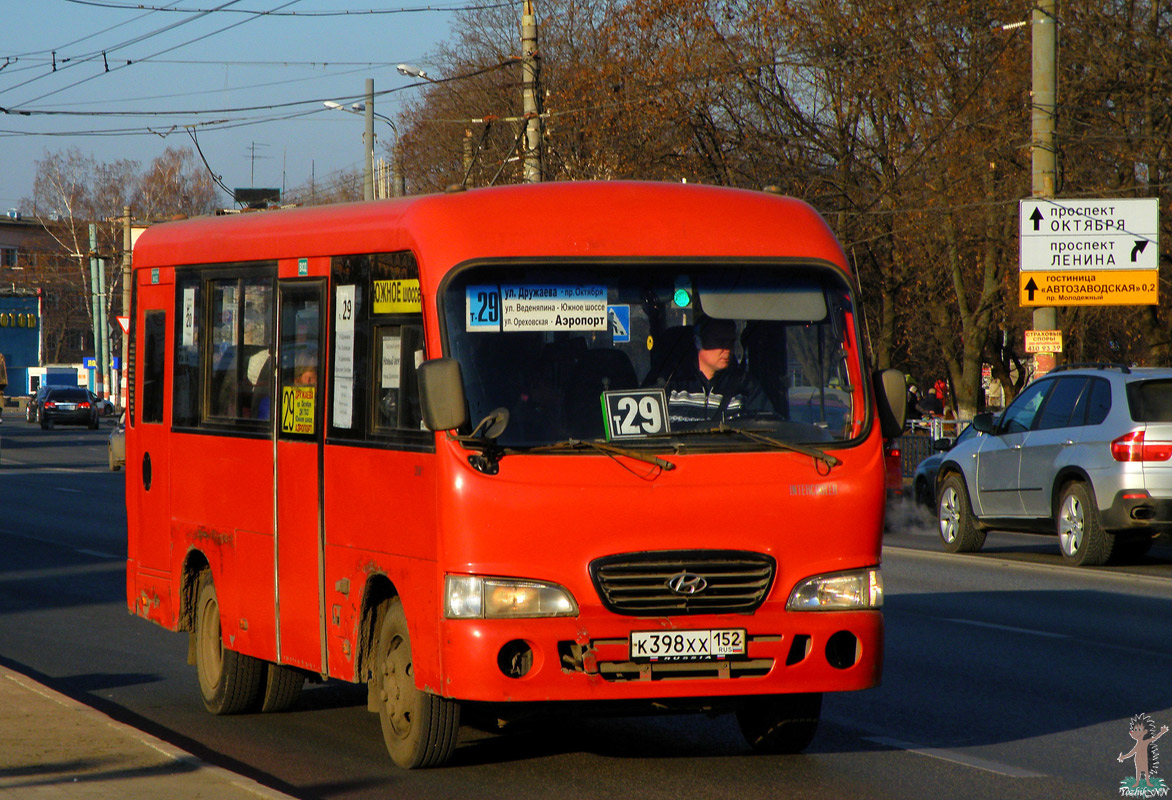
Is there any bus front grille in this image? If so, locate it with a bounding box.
[589,551,775,616]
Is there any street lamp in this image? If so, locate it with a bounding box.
[322,93,404,197]
[396,63,429,81]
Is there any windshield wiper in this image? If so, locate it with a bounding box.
[516,439,676,471]
[685,423,840,469]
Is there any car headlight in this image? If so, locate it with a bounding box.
[786,568,883,611]
[444,575,578,619]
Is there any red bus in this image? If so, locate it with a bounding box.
[125,181,906,768]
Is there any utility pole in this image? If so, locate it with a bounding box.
[87,225,104,398]
[1030,0,1058,376]
[246,141,270,186]
[521,0,542,183]
[98,243,110,400]
[462,129,474,184]
[364,78,375,201]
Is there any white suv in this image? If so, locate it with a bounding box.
[935,364,1172,566]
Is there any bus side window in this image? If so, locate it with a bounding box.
[141,310,166,424]
[173,275,201,427]
[206,275,273,423]
[373,324,424,431]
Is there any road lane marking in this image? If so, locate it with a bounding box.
[864,735,1047,778]
[942,617,1069,639]
[0,529,123,563]
[883,544,1172,591]
[75,548,121,560]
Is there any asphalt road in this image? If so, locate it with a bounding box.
[1,419,1170,799]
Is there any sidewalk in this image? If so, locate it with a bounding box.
[0,664,299,800]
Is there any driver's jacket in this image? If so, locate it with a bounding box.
[666,360,769,425]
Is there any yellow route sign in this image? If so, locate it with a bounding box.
[281,385,316,435]
[1019,270,1158,306]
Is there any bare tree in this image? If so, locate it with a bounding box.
[28,146,224,364]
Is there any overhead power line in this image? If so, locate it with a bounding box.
[0,0,251,98]
[64,0,511,14]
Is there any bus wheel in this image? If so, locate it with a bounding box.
[937,473,986,553]
[373,598,460,768]
[194,571,263,715]
[260,663,305,713]
[737,692,821,754]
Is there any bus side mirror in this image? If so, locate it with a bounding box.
[874,368,906,439]
[418,358,469,432]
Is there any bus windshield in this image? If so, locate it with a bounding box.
[440,262,864,450]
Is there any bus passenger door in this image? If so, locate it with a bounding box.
[130,280,173,577]
[275,280,326,673]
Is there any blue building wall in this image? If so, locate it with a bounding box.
[0,293,41,395]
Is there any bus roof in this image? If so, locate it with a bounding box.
[132,181,849,278]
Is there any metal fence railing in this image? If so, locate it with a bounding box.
[892,419,966,477]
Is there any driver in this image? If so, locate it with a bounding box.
[666,317,768,425]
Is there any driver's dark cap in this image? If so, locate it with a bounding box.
[695,317,737,350]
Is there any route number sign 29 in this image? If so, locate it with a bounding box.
[602,389,671,440]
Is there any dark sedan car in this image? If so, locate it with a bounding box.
[39,387,100,430]
[26,385,51,423]
[912,422,977,508]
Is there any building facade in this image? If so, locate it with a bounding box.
[0,212,97,389]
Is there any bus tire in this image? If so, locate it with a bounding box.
[937,473,986,553]
[737,692,821,754]
[260,663,305,713]
[373,598,460,769]
[194,571,264,715]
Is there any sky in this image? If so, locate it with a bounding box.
[0,0,479,211]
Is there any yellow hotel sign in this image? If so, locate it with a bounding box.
[1019,270,1158,307]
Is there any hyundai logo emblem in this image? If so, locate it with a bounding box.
[667,572,708,595]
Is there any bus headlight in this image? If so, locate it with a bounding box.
[786,568,883,611]
[445,575,579,619]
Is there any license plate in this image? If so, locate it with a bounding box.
[629,628,746,662]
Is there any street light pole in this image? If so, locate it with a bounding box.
[1031,0,1057,375]
[364,78,375,201]
[325,87,404,198]
[521,0,542,183]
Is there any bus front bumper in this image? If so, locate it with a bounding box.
[434,606,883,703]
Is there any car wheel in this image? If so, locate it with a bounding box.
[193,571,264,714]
[88,416,99,430]
[937,473,986,553]
[737,692,822,754]
[40,418,51,430]
[1056,482,1115,567]
[372,597,460,768]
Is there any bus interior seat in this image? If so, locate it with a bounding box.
[563,348,637,438]
[249,355,273,420]
[643,325,694,388]
[741,322,789,417]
